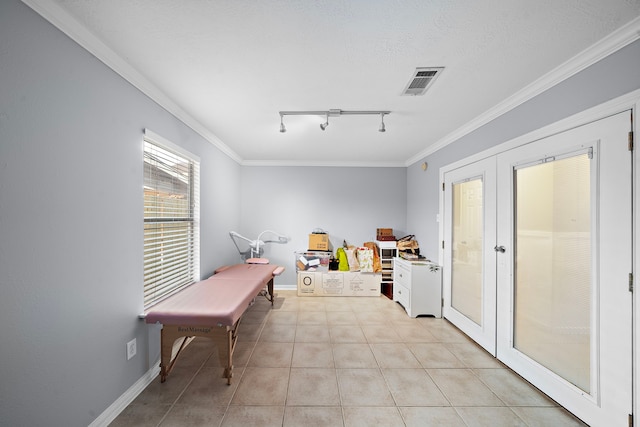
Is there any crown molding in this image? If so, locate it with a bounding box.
[21,0,243,164]
[240,159,406,168]
[406,15,640,166]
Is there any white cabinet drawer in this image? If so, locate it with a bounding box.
[394,260,411,288]
[394,283,410,308]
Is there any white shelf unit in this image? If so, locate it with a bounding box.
[376,240,397,299]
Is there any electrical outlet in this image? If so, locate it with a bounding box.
[126,338,137,360]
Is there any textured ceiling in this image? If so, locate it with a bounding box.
[35,0,640,165]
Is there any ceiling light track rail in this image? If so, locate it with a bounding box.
[278,109,390,133]
[279,110,391,116]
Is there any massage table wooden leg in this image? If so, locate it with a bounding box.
[263,278,274,305]
[269,278,274,305]
[159,333,190,383]
[212,320,239,385]
[159,321,239,384]
[257,278,275,306]
[257,279,275,305]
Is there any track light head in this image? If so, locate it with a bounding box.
[379,113,386,132]
[320,114,329,131]
[279,115,286,133]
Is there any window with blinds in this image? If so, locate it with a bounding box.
[143,131,200,309]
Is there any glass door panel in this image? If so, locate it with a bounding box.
[513,153,591,392]
[451,179,484,325]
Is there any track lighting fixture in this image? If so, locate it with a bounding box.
[319,113,329,131]
[278,109,390,133]
[279,114,286,133]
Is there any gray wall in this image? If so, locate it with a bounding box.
[0,1,241,426]
[407,39,640,261]
[239,166,407,286]
[2,0,639,425]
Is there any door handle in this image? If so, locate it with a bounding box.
[494,245,506,253]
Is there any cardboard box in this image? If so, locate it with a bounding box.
[308,233,330,251]
[297,272,317,295]
[297,271,381,296]
[376,235,396,241]
[376,228,393,237]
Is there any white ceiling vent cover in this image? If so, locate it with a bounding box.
[402,67,444,96]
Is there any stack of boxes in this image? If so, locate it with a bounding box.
[296,232,332,272]
[296,230,380,296]
[376,228,396,241]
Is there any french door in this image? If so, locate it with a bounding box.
[442,157,497,355]
[442,111,633,426]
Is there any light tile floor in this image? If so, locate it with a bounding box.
[110,291,587,427]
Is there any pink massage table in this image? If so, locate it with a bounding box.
[145,263,284,384]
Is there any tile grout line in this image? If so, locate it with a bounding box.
[116,291,584,426]
[155,342,214,427]
[218,307,268,427]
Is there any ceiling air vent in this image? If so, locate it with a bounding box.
[402,67,444,96]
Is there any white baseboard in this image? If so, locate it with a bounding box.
[274,284,296,291]
[88,361,160,427]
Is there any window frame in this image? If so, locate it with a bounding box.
[143,129,200,310]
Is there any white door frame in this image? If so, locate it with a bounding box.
[439,88,640,425]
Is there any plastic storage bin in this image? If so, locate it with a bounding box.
[295,251,331,272]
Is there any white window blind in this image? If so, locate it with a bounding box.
[143,131,200,309]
